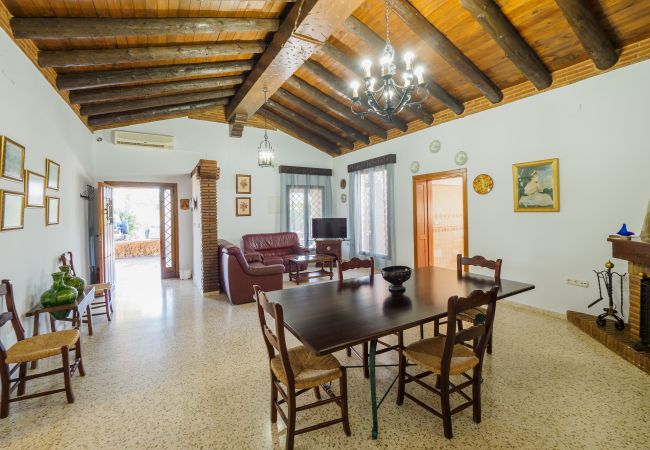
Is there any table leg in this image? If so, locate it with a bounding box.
[369,339,378,440]
[295,262,301,285]
[329,259,333,280]
[85,305,94,336]
[30,313,41,370]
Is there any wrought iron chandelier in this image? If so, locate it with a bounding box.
[258,87,275,168]
[350,0,429,120]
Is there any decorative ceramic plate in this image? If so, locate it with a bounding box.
[454,151,468,166]
[473,174,494,194]
[410,161,420,173]
[340,193,347,203]
[340,178,347,189]
[429,140,441,153]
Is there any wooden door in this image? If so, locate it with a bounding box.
[97,182,115,285]
[413,170,468,268]
[159,185,179,279]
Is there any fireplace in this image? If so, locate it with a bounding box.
[566,237,650,374]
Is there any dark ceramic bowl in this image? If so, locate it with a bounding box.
[381,266,412,293]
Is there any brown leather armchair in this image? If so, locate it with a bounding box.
[242,232,310,273]
[220,244,284,305]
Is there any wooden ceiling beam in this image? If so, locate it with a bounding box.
[225,0,365,134]
[301,59,411,131]
[87,98,230,128]
[57,60,254,91]
[285,76,387,140]
[554,0,618,70]
[266,99,355,149]
[274,88,370,144]
[79,89,236,117]
[258,107,342,156]
[11,17,279,40]
[461,0,551,90]
[39,41,266,68]
[391,0,503,104]
[423,75,465,115]
[70,75,243,104]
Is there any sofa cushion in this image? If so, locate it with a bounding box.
[242,232,301,252]
[263,256,284,266]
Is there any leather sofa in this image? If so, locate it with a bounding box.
[220,241,284,305]
[242,232,310,273]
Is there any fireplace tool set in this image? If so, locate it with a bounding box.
[588,260,627,330]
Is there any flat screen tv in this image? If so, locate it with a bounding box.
[312,218,347,239]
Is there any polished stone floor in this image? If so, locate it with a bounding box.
[2,257,650,449]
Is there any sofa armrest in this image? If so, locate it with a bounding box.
[244,252,263,263]
[245,263,285,277]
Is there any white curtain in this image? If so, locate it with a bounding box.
[348,163,396,268]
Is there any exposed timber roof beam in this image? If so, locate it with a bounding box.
[11,17,279,39]
[461,0,551,90]
[391,0,503,104]
[225,0,365,136]
[57,60,254,91]
[554,0,618,70]
[39,42,266,68]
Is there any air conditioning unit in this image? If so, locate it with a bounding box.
[112,131,174,149]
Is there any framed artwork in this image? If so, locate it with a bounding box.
[46,196,60,225]
[46,159,60,190]
[512,158,559,212]
[25,170,46,208]
[236,174,251,194]
[236,197,251,216]
[0,190,25,231]
[179,199,190,211]
[0,136,25,182]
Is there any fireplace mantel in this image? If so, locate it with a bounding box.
[608,237,650,267]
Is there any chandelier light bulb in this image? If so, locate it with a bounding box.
[350,80,360,98]
[414,66,424,85]
[404,52,414,70]
[362,59,372,78]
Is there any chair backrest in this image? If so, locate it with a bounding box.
[60,251,76,276]
[0,280,25,361]
[253,285,295,387]
[457,254,502,282]
[442,287,499,375]
[338,256,375,281]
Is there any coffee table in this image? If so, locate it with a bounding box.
[288,254,335,285]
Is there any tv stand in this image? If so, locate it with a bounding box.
[315,239,342,266]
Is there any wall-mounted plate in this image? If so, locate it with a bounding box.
[454,151,468,166]
[340,178,347,189]
[473,174,494,195]
[429,139,441,153]
[410,161,420,173]
[340,193,347,203]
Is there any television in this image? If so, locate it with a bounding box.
[312,218,347,239]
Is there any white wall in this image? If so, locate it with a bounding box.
[333,60,650,315]
[91,118,332,270]
[0,30,93,333]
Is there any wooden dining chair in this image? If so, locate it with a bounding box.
[433,255,502,354]
[60,251,114,323]
[254,285,351,450]
[396,287,499,439]
[0,279,86,418]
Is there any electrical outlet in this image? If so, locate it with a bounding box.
[566,278,589,288]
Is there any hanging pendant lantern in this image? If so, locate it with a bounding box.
[258,87,275,168]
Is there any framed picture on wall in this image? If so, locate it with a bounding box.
[512,158,560,212]
[236,197,251,216]
[25,170,46,208]
[0,190,25,231]
[0,136,25,182]
[46,196,60,225]
[236,174,251,194]
[46,159,60,190]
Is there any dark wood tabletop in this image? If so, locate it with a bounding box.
[267,266,534,356]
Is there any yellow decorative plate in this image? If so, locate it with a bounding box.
[473,174,494,195]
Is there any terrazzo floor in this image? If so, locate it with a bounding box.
[2,257,649,449]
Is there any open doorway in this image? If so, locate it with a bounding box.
[413,169,468,268]
[97,182,179,287]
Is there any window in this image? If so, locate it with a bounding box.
[357,167,389,258]
[287,186,324,247]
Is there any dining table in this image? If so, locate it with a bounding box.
[265,266,535,439]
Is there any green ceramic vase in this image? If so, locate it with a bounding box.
[40,272,78,320]
[59,265,86,294]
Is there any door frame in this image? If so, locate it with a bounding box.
[412,169,469,268]
[104,181,180,279]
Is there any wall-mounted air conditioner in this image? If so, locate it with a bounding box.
[112,131,174,149]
